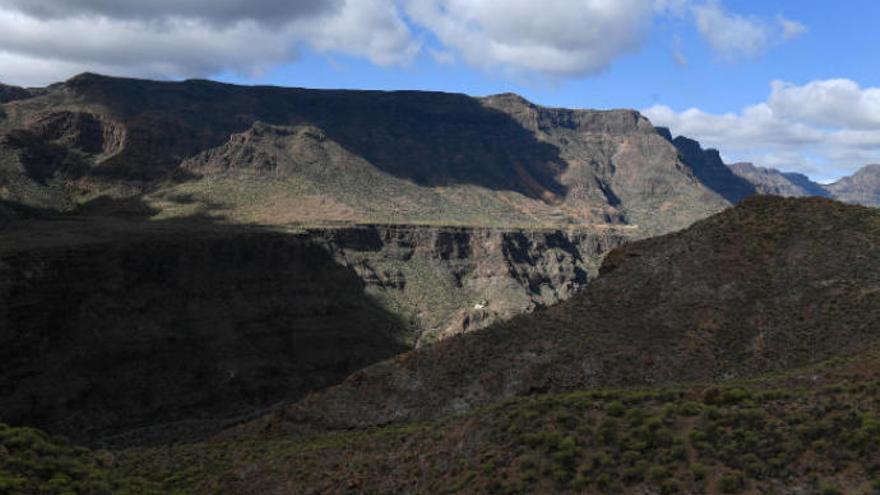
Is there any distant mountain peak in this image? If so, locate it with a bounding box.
[729,162,830,198]
[826,163,880,207]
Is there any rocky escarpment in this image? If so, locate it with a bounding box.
[482,95,733,234]
[668,135,756,204]
[301,223,628,344]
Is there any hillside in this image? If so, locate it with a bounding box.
[0,219,410,445]
[79,195,880,495]
[258,196,880,435]
[115,348,880,494]
[827,164,880,207]
[0,73,753,377]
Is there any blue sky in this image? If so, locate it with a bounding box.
[0,0,878,181]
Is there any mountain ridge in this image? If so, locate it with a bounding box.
[1,72,736,234]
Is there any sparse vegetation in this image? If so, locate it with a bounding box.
[0,423,162,494]
[107,359,880,493]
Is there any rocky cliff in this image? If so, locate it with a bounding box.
[302,223,627,344]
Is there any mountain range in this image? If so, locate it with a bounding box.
[2,74,880,494]
[729,161,880,207]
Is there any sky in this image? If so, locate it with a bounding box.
[0,1,878,182]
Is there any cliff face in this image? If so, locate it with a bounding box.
[302,223,628,344]
[481,95,733,234]
[669,135,756,204]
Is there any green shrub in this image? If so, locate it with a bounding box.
[690,462,708,481]
[719,473,746,493]
[820,485,844,495]
[607,401,626,417]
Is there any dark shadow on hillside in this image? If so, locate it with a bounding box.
[0,200,410,447]
[67,74,568,200]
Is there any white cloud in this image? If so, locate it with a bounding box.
[691,0,806,61]
[0,0,418,86]
[778,15,808,41]
[644,79,880,180]
[768,79,880,129]
[0,0,811,85]
[403,0,656,78]
[294,0,419,67]
[692,0,770,60]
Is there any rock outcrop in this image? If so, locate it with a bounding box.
[301,223,627,343]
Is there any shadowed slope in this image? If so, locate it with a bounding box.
[0,217,408,446]
[258,196,880,435]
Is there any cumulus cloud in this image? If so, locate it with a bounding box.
[692,0,805,61]
[644,79,880,180]
[0,0,418,86]
[294,0,419,67]
[692,0,770,60]
[0,0,809,86]
[0,0,336,26]
[403,0,656,77]
[768,79,880,129]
